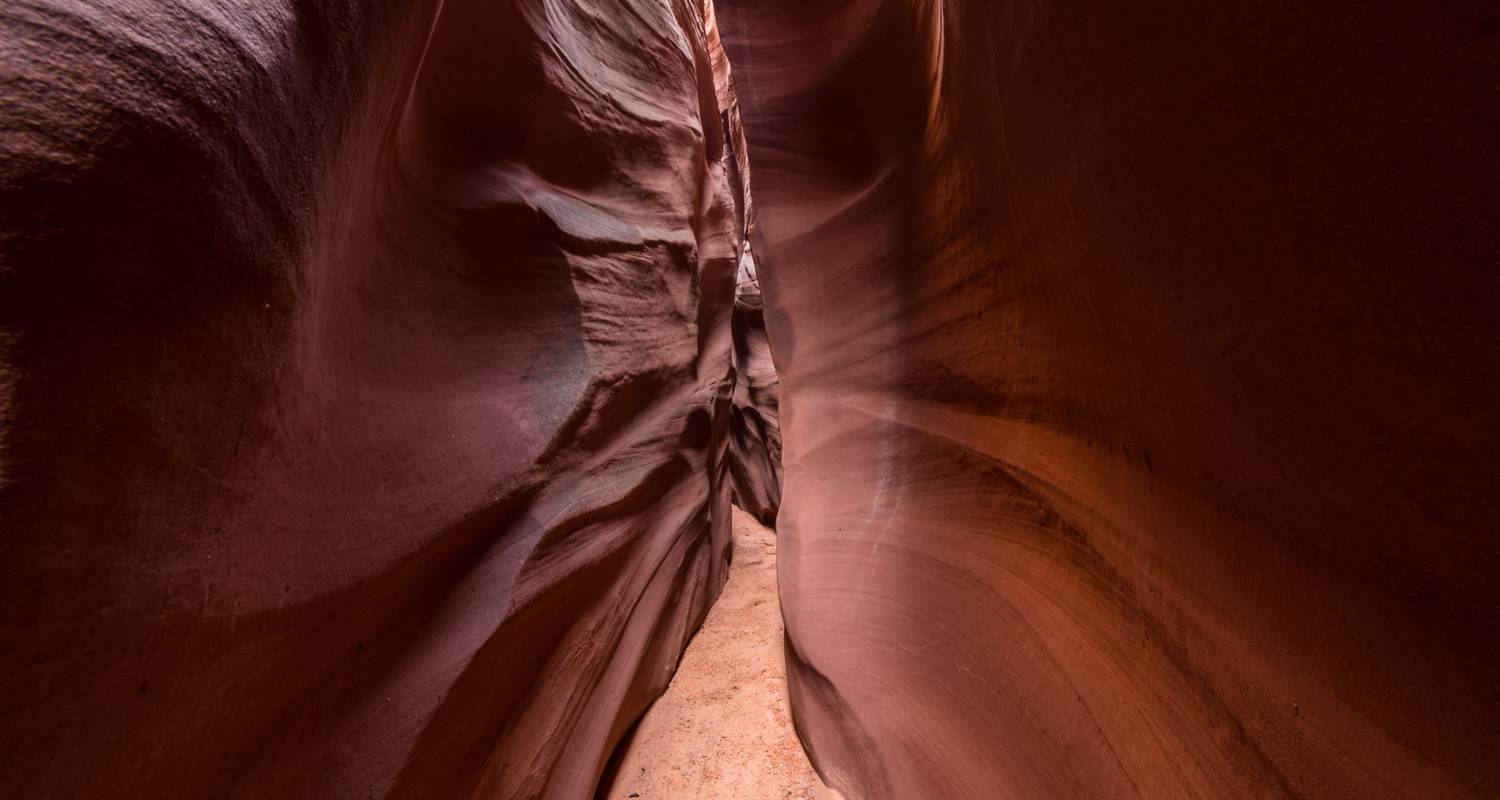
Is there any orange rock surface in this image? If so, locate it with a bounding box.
[716,1,1500,797]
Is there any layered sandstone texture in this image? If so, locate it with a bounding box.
[717,1,1500,799]
[0,0,746,797]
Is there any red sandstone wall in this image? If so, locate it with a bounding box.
[716,1,1500,798]
[0,1,741,797]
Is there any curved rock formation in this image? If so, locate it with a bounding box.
[716,1,1500,798]
[0,0,743,797]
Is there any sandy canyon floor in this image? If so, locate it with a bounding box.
[601,507,841,800]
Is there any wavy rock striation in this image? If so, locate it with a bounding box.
[717,1,1500,798]
[0,0,745,797]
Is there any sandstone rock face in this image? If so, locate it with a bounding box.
[0,1,742,797]
[717,2,1500,799]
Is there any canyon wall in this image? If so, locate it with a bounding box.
[0,0,742,797]
[717,1,1500,799]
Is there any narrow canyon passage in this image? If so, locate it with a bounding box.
[2,0,1498,798]
[600,507,838,800]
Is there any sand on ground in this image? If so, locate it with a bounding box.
[600,506,842,800]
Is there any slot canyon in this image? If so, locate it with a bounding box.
[1,0,1497,798]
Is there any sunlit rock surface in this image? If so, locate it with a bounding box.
[716,1,1500,798]
[0,0,742,797]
